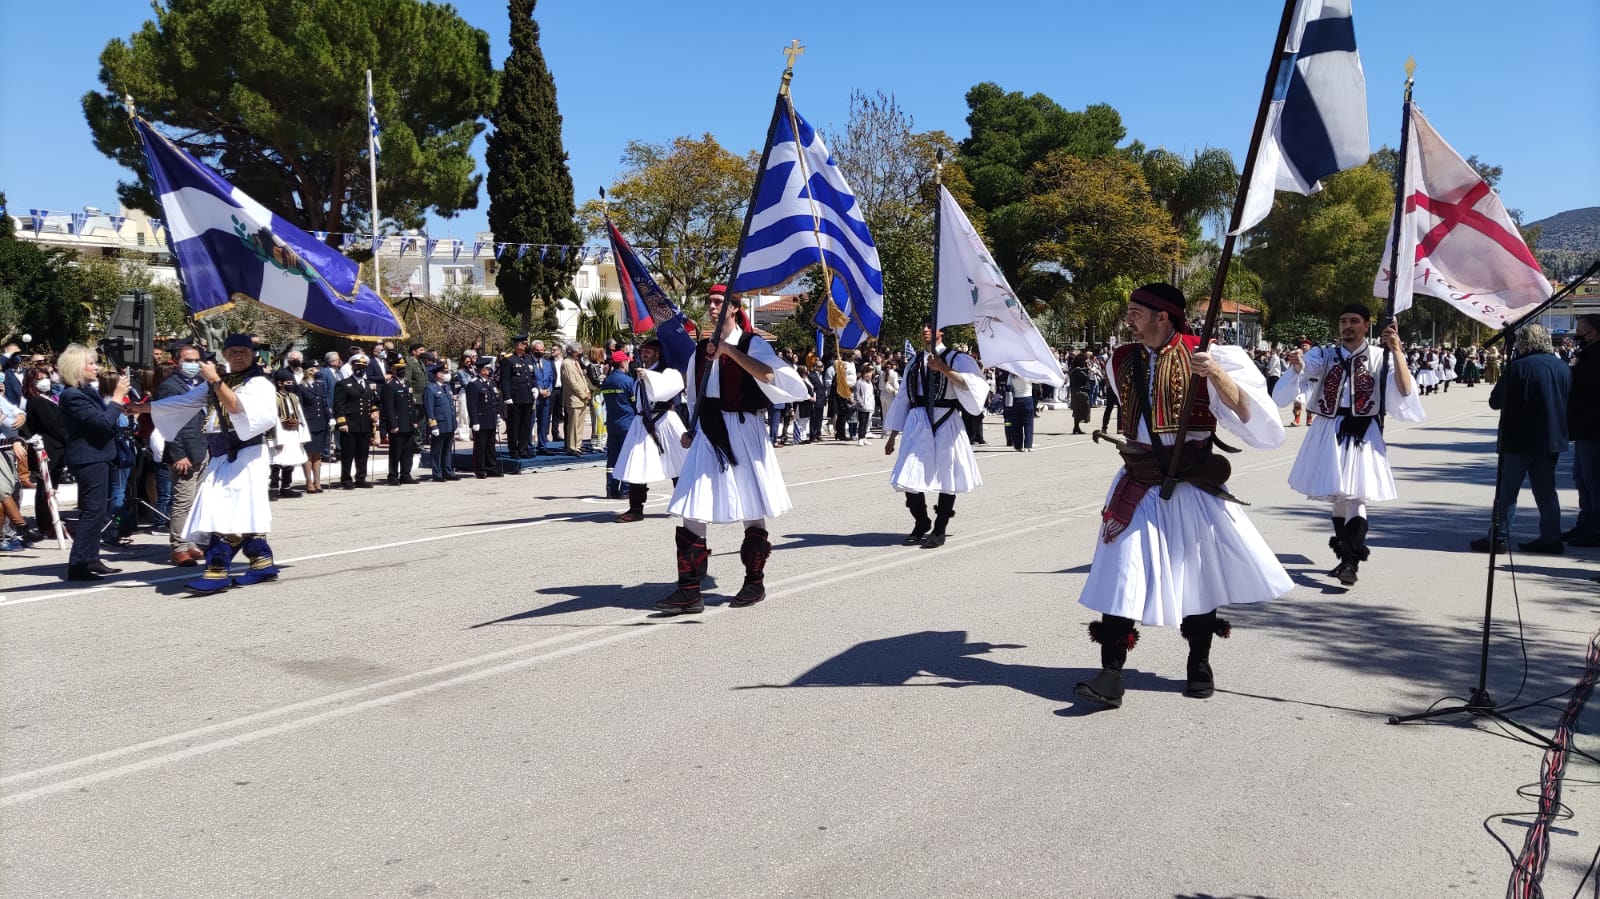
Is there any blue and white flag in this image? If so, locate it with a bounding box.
[134,118,405,339]
[731,95,882,346]
[367,79,382,163]
[1234,0,1369,234]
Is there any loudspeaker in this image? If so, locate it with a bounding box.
[103,290,155,370]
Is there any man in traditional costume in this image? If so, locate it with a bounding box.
[613,338,687,523]
[1272,303,1422,586]
[1074,283,1291,710]
[135,334,281,593]
[883,322,990,548]
[655,286,808,615]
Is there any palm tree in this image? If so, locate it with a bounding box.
[1140,147,1238,281]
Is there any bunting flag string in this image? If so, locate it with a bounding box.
[10,210,774,272]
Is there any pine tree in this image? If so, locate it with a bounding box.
[486,0,580,334]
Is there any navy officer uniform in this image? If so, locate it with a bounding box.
[423,363,460,482]
[499,336,539,458]
[380,365,419,485]
[467,357,504,478]
[333,357,377,488]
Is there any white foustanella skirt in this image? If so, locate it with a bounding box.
[668,410,792,523]
[1286,414,1399,502]
[615,411,689,484]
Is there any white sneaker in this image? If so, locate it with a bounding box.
[857,438,866,446]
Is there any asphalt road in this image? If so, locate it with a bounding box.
[3,386,1598,898]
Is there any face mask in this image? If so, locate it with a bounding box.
[36,378,51,393]
[181,361,202,378]
[288,360,303,369]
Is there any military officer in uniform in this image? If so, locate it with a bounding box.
[499,335,538,458]
[333,354,377,488]
[380,359,419,485]
[467,356,503,478]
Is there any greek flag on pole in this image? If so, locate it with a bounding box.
[134,118,405,339]
[1234,0,1369,234]
[367,82,382,162]
[732,96,882,347]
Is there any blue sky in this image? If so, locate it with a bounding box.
[2,0,1595,245]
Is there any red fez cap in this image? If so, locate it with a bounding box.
[709,284,728,297]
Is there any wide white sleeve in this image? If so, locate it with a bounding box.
[147,427,166,459]
[229,376,282,441]
[750,338,808,403]
[883,360,915,432]
[1271,346,1328,408]
[637,367,685,404]
[148,382,210,440]
[947,353,991,416]
[1210,345,1285,450]
[1384,357,1427,423]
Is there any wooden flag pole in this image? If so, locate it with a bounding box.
[1381,58,1417,327]
[1159,0,1300,500]
[925,149,945,431]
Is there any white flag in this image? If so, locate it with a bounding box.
[1233,0,1369,234]
[1374,104,1550,328]
[936,186,1065,388]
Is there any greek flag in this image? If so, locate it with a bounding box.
[731,95,882,346]
[367,81,382,162]
[1234,0,1368,234]
[134,118,405,339]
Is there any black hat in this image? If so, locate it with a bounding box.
[426,362,446,376]
[273,368,295,382]
[476,357,495,371]
[1340,302,1373,322]
[222,333,256,350]
[511,334,529,343]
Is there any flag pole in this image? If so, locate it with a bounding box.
[366,69,382,295]
[1159,0,1300,500]
[1381,58,1417,327]
[687,41,802,437]
[926,150,945,432]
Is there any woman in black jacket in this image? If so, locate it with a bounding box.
[22,362,68,537]
[56,344,130,580]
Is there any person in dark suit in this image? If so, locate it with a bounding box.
[1567,315,1600,547]
[467,357,502,478]
[531,339,557,453]
[158,344,209,565]
[423,364,459,481]
[379,362,419,485]
[333,355,376,488]
[56,343,129,580]
[1476,323,1572,554]
[298,360,332,493]
[499,335,538,458]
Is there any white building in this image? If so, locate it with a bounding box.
[7,205,180,286]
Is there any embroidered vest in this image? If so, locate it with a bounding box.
[1112,335,1216,442]
[1314,345,1381,418]
[905,349,961,409]
[695,333,771,414]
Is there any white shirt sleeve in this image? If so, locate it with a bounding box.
[1210,345,1285,450]
[946,353,991,416]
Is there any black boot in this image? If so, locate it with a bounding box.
[922,493,955,548]
[1180,611,1231,698]
[654,527,708,615]
[1327,515,1349,576]
[1074,615,1138,709]
[903,493,931,545]
[731,526,772,608]
[1340,517,1369,586]
[617,484,648,522]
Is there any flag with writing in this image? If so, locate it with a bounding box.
[134,118,405,338]
[605,218,695,374]
[1374,105,1550,328]
[935,185,1064,387]
[1234,0,1369,234]
[731,95,882,347]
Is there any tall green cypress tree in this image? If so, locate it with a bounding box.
[486,0,580,335]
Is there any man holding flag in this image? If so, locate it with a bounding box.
[613,338,688,523]
[655,287,808,615]
[1272,305,1422,586]
[883,323,989,548]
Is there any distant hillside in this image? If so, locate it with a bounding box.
[1529,207,1598,279]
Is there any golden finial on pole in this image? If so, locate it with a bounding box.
[122,93,136,119]
[1403,56,1416,102]
[935,148,944,188]
[779,39,805,96]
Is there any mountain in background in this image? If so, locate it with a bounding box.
[1529,207,1598,280]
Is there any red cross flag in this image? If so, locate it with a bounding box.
[1374,105,1551,328]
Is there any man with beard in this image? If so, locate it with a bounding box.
[1272,304,1423,585]
[1073,283,1291,710]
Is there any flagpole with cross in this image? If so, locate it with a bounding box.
[1158,0,1302,500]
[1380,57,1416,327]
[685,40,804,438]
[366,69,382,295]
